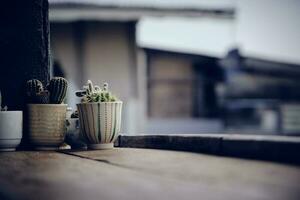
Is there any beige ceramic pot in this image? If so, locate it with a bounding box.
[28,104,67,150]
[77,102,122,149]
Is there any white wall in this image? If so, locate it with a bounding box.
[83,23,133,101]
[83,22,139,134]
[51,23,82,109]
[236,0,300,65]
[137,17,236,58]
[137,0,300,65]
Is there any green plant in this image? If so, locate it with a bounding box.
[47,77,68,104]
[26,77,68,104]
[76,80,118,103]
[26,79,43,96]
[32,91,50,104]
[26,79,46,104]
[0,91,8,111]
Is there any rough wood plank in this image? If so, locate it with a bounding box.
[63,148,300,200]
[118,134,222,154]
[118,134,300,164]
[0,150,299,200]
[221,134,300,164]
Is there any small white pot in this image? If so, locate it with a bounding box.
[77,102,122,149]
[0,111,23,151]
[28,104,67,150]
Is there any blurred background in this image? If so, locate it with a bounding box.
[49,0,300,135]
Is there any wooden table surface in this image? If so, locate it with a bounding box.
[0,148,299,200]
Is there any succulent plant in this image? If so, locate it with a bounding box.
[47,77,68,104]
[76,80,118,103]
[26,79,45,103]
[26,79,44,96]
[0,91,8,111]
[26,77,68,104]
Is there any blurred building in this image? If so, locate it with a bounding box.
[49,0,300,135]
[49,0,233,134]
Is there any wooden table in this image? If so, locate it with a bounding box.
[0,148,299,200]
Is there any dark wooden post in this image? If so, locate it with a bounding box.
[0,0,50,149]
[0,0,50,111]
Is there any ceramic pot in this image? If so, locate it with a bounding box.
[77,102,122,149]
[0,111,22,151]
[28,104,67,150]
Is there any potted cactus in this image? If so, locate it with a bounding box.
[0,91,22,151]
[26,77,68,150]
[76,80,122,149]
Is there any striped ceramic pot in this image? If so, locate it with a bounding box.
[28,104,67,150]
[77,102,122,149]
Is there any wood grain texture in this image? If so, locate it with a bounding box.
[0,149,299,200]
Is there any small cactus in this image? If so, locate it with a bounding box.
[47,77,68,104]
[31,90,50,104]
[76,81,118,103]
[87,80,94,94]
[26,79,44,103]
[103,82,108,91]
[0,91,8,111]
[26,77,68,104]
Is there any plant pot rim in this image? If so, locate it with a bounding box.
[28,104,67,107]
[77,101,123,105]
[0,111,22,114]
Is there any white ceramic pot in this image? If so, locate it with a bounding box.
[28,104,67,150]
[0,111,23,151]
[77,102,122,149]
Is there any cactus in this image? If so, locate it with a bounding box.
[26,79,49,104]
[87,80,94,94]
[26,79,43,97]
[76,80,118,103]
[0,91,8,111]
[31,90,50,104]
[47,77,68,104]
[103,82,108,91]
[26,77,68,104]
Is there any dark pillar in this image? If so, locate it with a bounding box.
[0,0,50,111]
